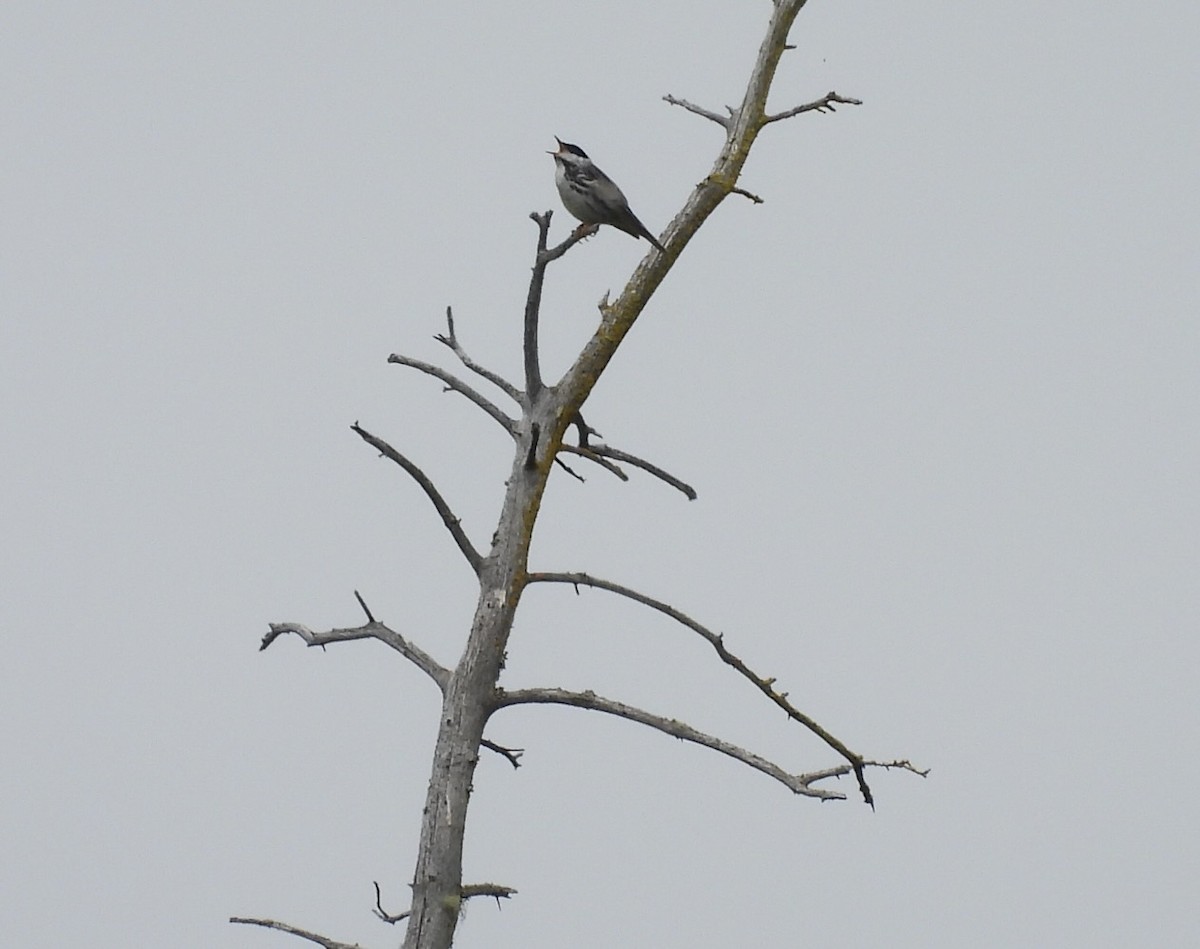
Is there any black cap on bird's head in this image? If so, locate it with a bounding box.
[549,137,589,159]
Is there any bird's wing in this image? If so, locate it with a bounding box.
[588,166,631,211]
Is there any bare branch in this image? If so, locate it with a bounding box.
[261,593,449,690]
[495,687,845,800]
[763,90,863,125]
[435,306,523,404]
[571,412,602,445]
[523,211,599,399]
[805,758,931,787]
[374,880,411,924]
[559,443,629,482]
[229,918,362,949]
[559,439,698,499]
[562,412,695,497]
[249,3,900,944]
[351,590,374,623]
[589,444,697,500]
[461,883,518,903]
[352,423,484,575]
[480,738,524,769]
[553,453,587,483]
[535,216,599,265]
[663,93,730,128]
[525,571,875,803]
[387,353,516,435]
[731,186,764,204]
[524,213,552,397]
[872,758,930,778]
[797,758,931,810]
[373,881,517,925]
[261,622,449,689]
[559,1,843,423]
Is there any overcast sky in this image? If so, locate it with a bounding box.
[3,2,1198,947]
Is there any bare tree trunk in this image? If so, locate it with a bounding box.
[235,4,923,948]
[401,396,555,948]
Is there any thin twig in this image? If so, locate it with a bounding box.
[494,687,845,800]
[387,353,516,435]
[521,212,602,400]
[260,622,448,689]
[435,306,523,404]
[372,881,518,925]
[564,413,694,497]
[229,918,362,949]
[461,883,518,903]
[590,444,697,499]
[524,213,551,397]
[481,739,524,768]
[559,444,629,481]
[352,423,484,575]
[558,2,847,423]
[804,758,931,787]
[353,589,376,623]
[731,186,764,204]
[537,220,599,265]
[571,412,603,446]
[525,571,874,803]
[553,454,586,483]
[261,594,449,691]
[374,881,411,924]
[763,90,863,124]
[663,93,730,128]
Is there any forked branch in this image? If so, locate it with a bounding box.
[586,444,697,499]
[557,0,859,424]
[662,94,730,128]
[250,3,896,946]
[434,306,522,404]
[563,414,697,498]
[374,881,518,926]
[524,211,597,399]
[764,91,863,125]
[804,758,930,788]
[261,591,449,689]
[480,738,524,768]
[526,571,883,804]
[558,444,629,481]
[494,687,847,800]
[667,89,862,130]
[559,442,698,499]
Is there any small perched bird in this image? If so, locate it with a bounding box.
[549,138,666,253]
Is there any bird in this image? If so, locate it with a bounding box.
[549,138,666,253]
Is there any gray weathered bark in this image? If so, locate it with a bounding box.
[402,4,834,946]
[235,3,927,948]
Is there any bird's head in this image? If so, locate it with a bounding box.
[549,137,590,163]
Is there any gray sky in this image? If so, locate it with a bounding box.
[3,2,1197,946]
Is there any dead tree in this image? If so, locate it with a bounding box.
[233,3,923,947]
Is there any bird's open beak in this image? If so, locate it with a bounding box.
[547,136,565,156]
